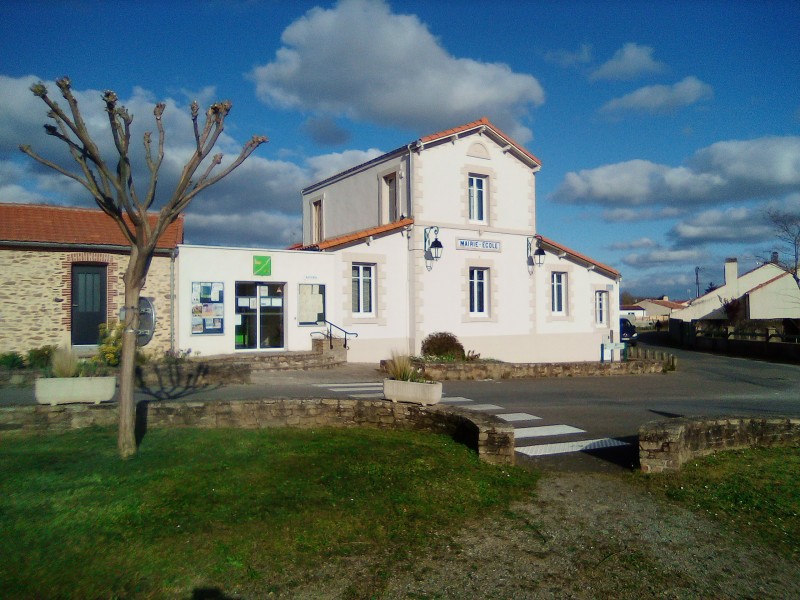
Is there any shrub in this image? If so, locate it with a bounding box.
[0,351,26,370]
[421,332,465,360]
[51,346,80,378]
[97,322,124,367]
[27,345,56,369]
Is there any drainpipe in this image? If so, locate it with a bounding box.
[406,142,417,356]
[170,246,178,353]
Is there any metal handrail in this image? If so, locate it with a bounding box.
[310,320,358,349]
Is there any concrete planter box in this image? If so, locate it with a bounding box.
[383,378,442,406]
[35,377,117,406]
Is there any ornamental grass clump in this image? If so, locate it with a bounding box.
[50,346,80,378]
[385,351,426,382]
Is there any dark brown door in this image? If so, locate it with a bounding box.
[71,264,107,345]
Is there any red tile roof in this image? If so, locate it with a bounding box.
[644,299,686,310]
[0,203,183,250]
[535,234,620,278]
[298,217,414,251]
[419,116,542,167]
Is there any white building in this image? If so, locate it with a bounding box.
[176,118,622,363]
[672,257,800,323]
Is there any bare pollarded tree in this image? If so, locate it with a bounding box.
[765,208,800,291]
[21,77,267,458]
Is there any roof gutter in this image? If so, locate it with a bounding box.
[0,240,176,255]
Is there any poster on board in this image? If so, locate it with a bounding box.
[191,282,224,334]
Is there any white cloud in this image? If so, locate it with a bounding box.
[553,135,800,208]
[0,75,395,249]
[249,0,544,142]
[305,148,385,183]
[622,248,705,268]
[669,206,773,246]
[608,237,659,250]
[591,43,666,81]
[600,76,713,114]
[602,206,684,222]
[545,44,592,68]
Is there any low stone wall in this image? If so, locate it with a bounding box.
[639,416,800,473]
[419,358,671,381]
[0,398,515,466]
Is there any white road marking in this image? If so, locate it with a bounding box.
[497,413,541,422]
[440,397,473,403]
[461,403,504,411]
[515,425,585,439]
[348,393,384,399]
[516,438,630,457]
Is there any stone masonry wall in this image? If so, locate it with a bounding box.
[639,416,800,473]
[0,248,174,356]
[419,357,673,381]
[0,398,516,466]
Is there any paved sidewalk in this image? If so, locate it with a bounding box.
[0,363,387,406]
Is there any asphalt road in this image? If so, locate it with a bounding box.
[4,334,798,472]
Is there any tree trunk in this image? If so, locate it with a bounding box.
[118,251,147,458]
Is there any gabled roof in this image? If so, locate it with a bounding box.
[621,304,645,311]
[745,271,791,294]
[302,117,541,194]
[298,217,413,251]
[0,203,183,250]
[642,298,686,310]
[534,234,620,278]
[418,116,541,168]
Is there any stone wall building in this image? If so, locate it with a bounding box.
[0,204,182,356]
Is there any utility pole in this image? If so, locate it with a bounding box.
[695,266,702,298]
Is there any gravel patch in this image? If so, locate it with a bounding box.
[263,470,800,599]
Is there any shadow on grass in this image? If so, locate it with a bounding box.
[190,588,237,600]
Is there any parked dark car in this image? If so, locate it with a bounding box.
[620,318,638,346]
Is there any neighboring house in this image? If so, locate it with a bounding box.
[621,305,647,320]
[0,204,182,356]
[671,258,800,324]
[636,297,687,322]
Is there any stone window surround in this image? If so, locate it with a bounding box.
[460,163,498,227]
[341,252,387,326]
[461,258,498,323]
[546,265,575,323]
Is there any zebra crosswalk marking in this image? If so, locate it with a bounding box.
[516,437,629,457]
[497,413,541,422]
[514,425,585,439]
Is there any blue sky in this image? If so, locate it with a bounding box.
[2,0,799,299]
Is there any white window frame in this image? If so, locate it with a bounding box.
[351,263,375,316]
[468,175,487,223]
[595,291,608,326]
[469,267,489,316]
[551,272,567,315]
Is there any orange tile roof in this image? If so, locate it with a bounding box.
[535,234,620,278]
[298,217,414,251]
[644,299,686,310]
[419,116,542,167]
[0,203,183,250]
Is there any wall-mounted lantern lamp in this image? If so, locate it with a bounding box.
[424,226,443,271]
[526,236,546,274]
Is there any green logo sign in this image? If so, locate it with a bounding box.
[253,255,272,276]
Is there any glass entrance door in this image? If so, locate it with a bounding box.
[235,282,284,350]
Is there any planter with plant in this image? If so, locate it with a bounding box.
[382,352,442,406]
[34,346,117,406]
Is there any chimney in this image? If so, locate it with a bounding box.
[771,251,779,264]
[660,295,669,301]
[724,258,738,297]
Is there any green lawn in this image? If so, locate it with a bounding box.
[639,446,800,559]
[0,427,539,598]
